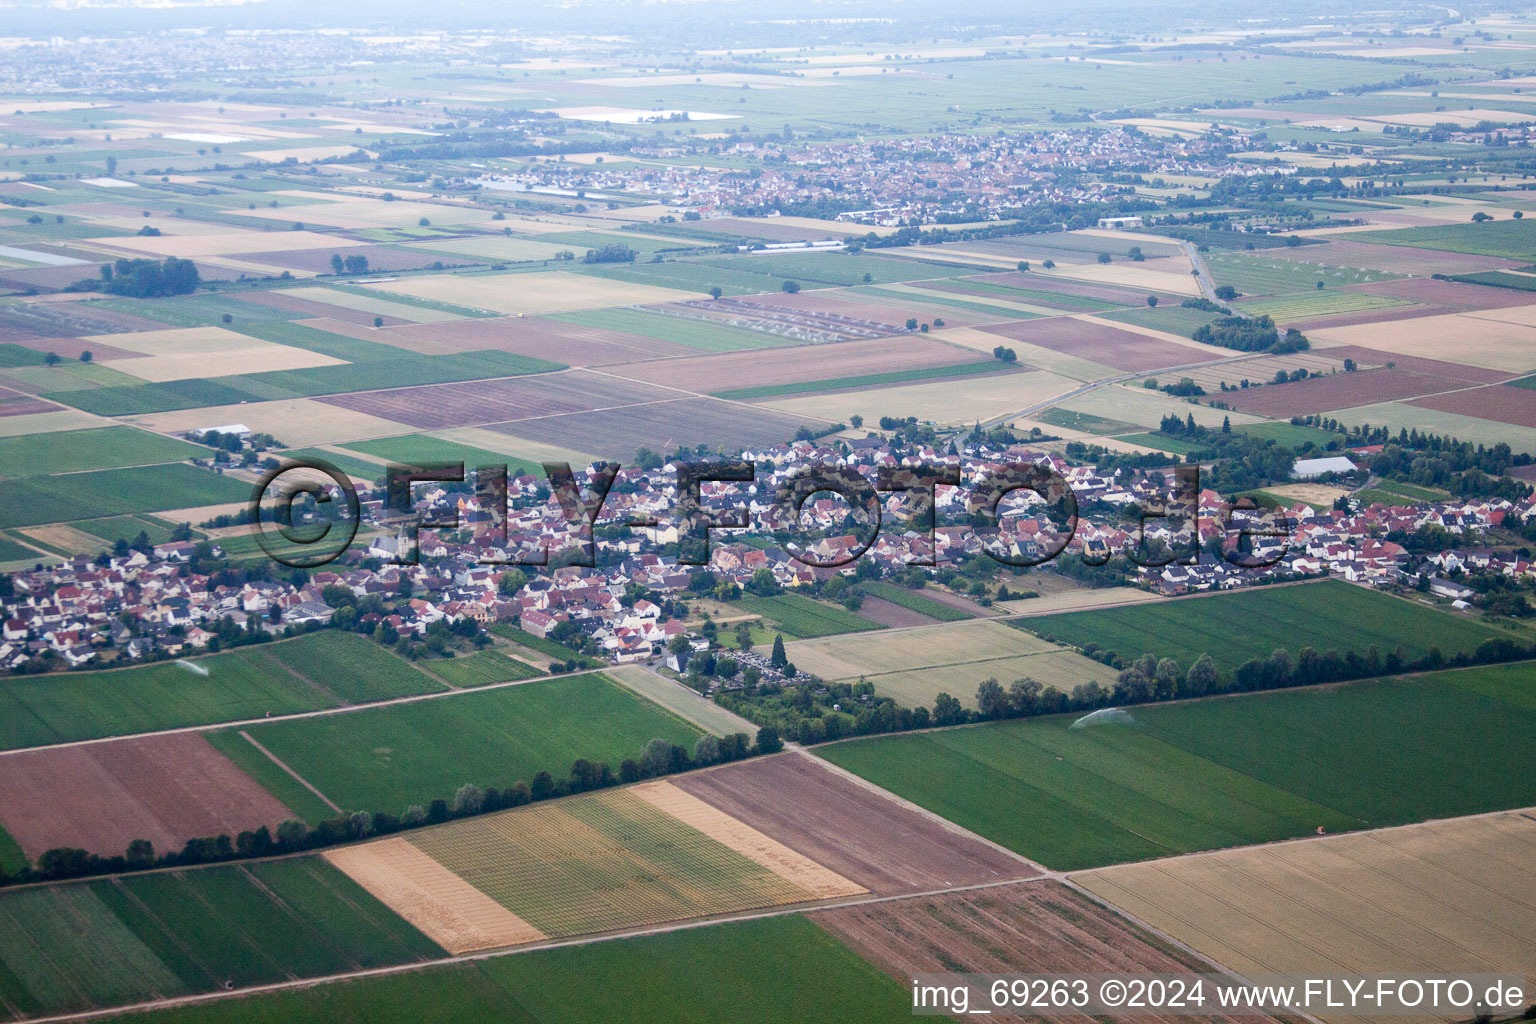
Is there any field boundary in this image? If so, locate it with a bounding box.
[237,730,341,814]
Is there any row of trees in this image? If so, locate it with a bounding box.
[6,727,784,886]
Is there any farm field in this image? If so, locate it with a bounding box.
[1078,809,1536,1013]
[252,630,446,704]
[99,914,913,1024]
[0,463,250,529]
[0,858,442,1018]
[1351,218,1536,259]
[1019,579,1504,673]
[0,426,204,477]
[737,593,883,639]
[856,581,971,621]
[818,662,1536,870]
[226,672,702,815]
[716,360,1006,401]
[551,307,798,352]
[1204,251,1400,295]
[0,731,293,860]
[606,665,754,738]
[761,368,1078,426]
[1308,310,1536,373]
[0,644,337,750]
[420,650,542,688]
[71,513,184,545]
[363,271,694,316]
[787,617,1106,708]
[330,782,865,947]
[980,316,1211,372]
[818,880,1289,1024]
[1235,289,1412,321]
[674,753,1032,894]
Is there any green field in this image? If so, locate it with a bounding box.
[1204,252,1399,296]
[550,307,793,352]
[1021,579,1503,673]
[1352,218,1536,259]
[225,672,702,815]
[1234,289,1410,321]
[422,649,542,687]
[859,581,971,621]
[103,914,910,1024]
[0,426,206,478]
[0,463,249,528]
[254,631,445,703]
[712,360,1005,401]
[819,661,1536,870]
[341,434,540,477]
[0,536,42,563]
[274,447,388,482]
[1098,303,1223,336]
[1036,407,1144,435]
[0,825,25,875]
[1230,421,1345,447]
[72,514,185,546]
[1114,432,1202,455]
[737,593,884,639]
[0,859,442,1018]
[0,645,339,750]
[488,624,601,666]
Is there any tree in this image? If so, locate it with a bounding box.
[770,634,787,670]
[905,317,919,331]
[1016,260,1030,272]
[707,285,723,300]
[125,839,155,869]
[1146,295,1158,307]
[498,569,528,596]
[780,279,800,294]
[932,692,965,726]
[1472,211,1492,222]
[1214,284,1238,301]
[79,350,92,362]
[373,316,384,328]
[330,253,345,275]
[1184,653,1219,697]
[755,726,783,754]
[976,678,1008,718]
[850,414,863,428]
[734,621,753,652]
[1096,252,1112,264]
[44,351,60,366]
[344,254,370,275]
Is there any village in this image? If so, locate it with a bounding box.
[3,435,1531,674]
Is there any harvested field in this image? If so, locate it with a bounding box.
[607,334,989,391]
[1329,400,1536,453]
[1319,344,1513,383]
[818,881,1289,1024]
[0,302,165,342]
[363,271,693,316]
[761,370,1078,426]
[1043,262,1201,296]
[629,781,866,900]
[320,368,675,431]
[790,618,1056,681]
[0,732,294,859]
[1411,382,1536,428]
[89,229,365,258]
[0,407,109,436]
[1148,351,1354,393]
[980,317,1213,372]
[278,286,466,325]
[1286,302,1455,331]
[105,340,344,383]
[870,650,1108,709]
[493,396,815,460]
[932,326,1119,381]
[1076,810,1536,1017]
[381,314,693,363]
[1053,384,1266,430]
[997,586,1165,616]
[1308,311,1536,373]
[345,785,864,946]
[323,838,546,954]
[0,391,61,417]
[674,753,1032,894]
[16,524,107,555]
[1214,367,1463,417]
[129,398,415,447]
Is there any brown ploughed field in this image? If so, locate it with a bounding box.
[0,732,295,858]
[817,880,1297,1024]
[381,315,698,363]
[673,753,1032,895]
[1411,383,1536,428]
[1215,367,1460,417]
[980,317,1201,373]
[609,334,988,390]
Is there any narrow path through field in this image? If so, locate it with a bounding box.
[238,730,341,814]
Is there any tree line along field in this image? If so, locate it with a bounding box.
[0,857,444,1019]
[0,631,444,750]
[97,914,912,1024]
[817,661,1536,871]
[0,463,250,530]
[220,672,703,818]
[1021,579,1506,674]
